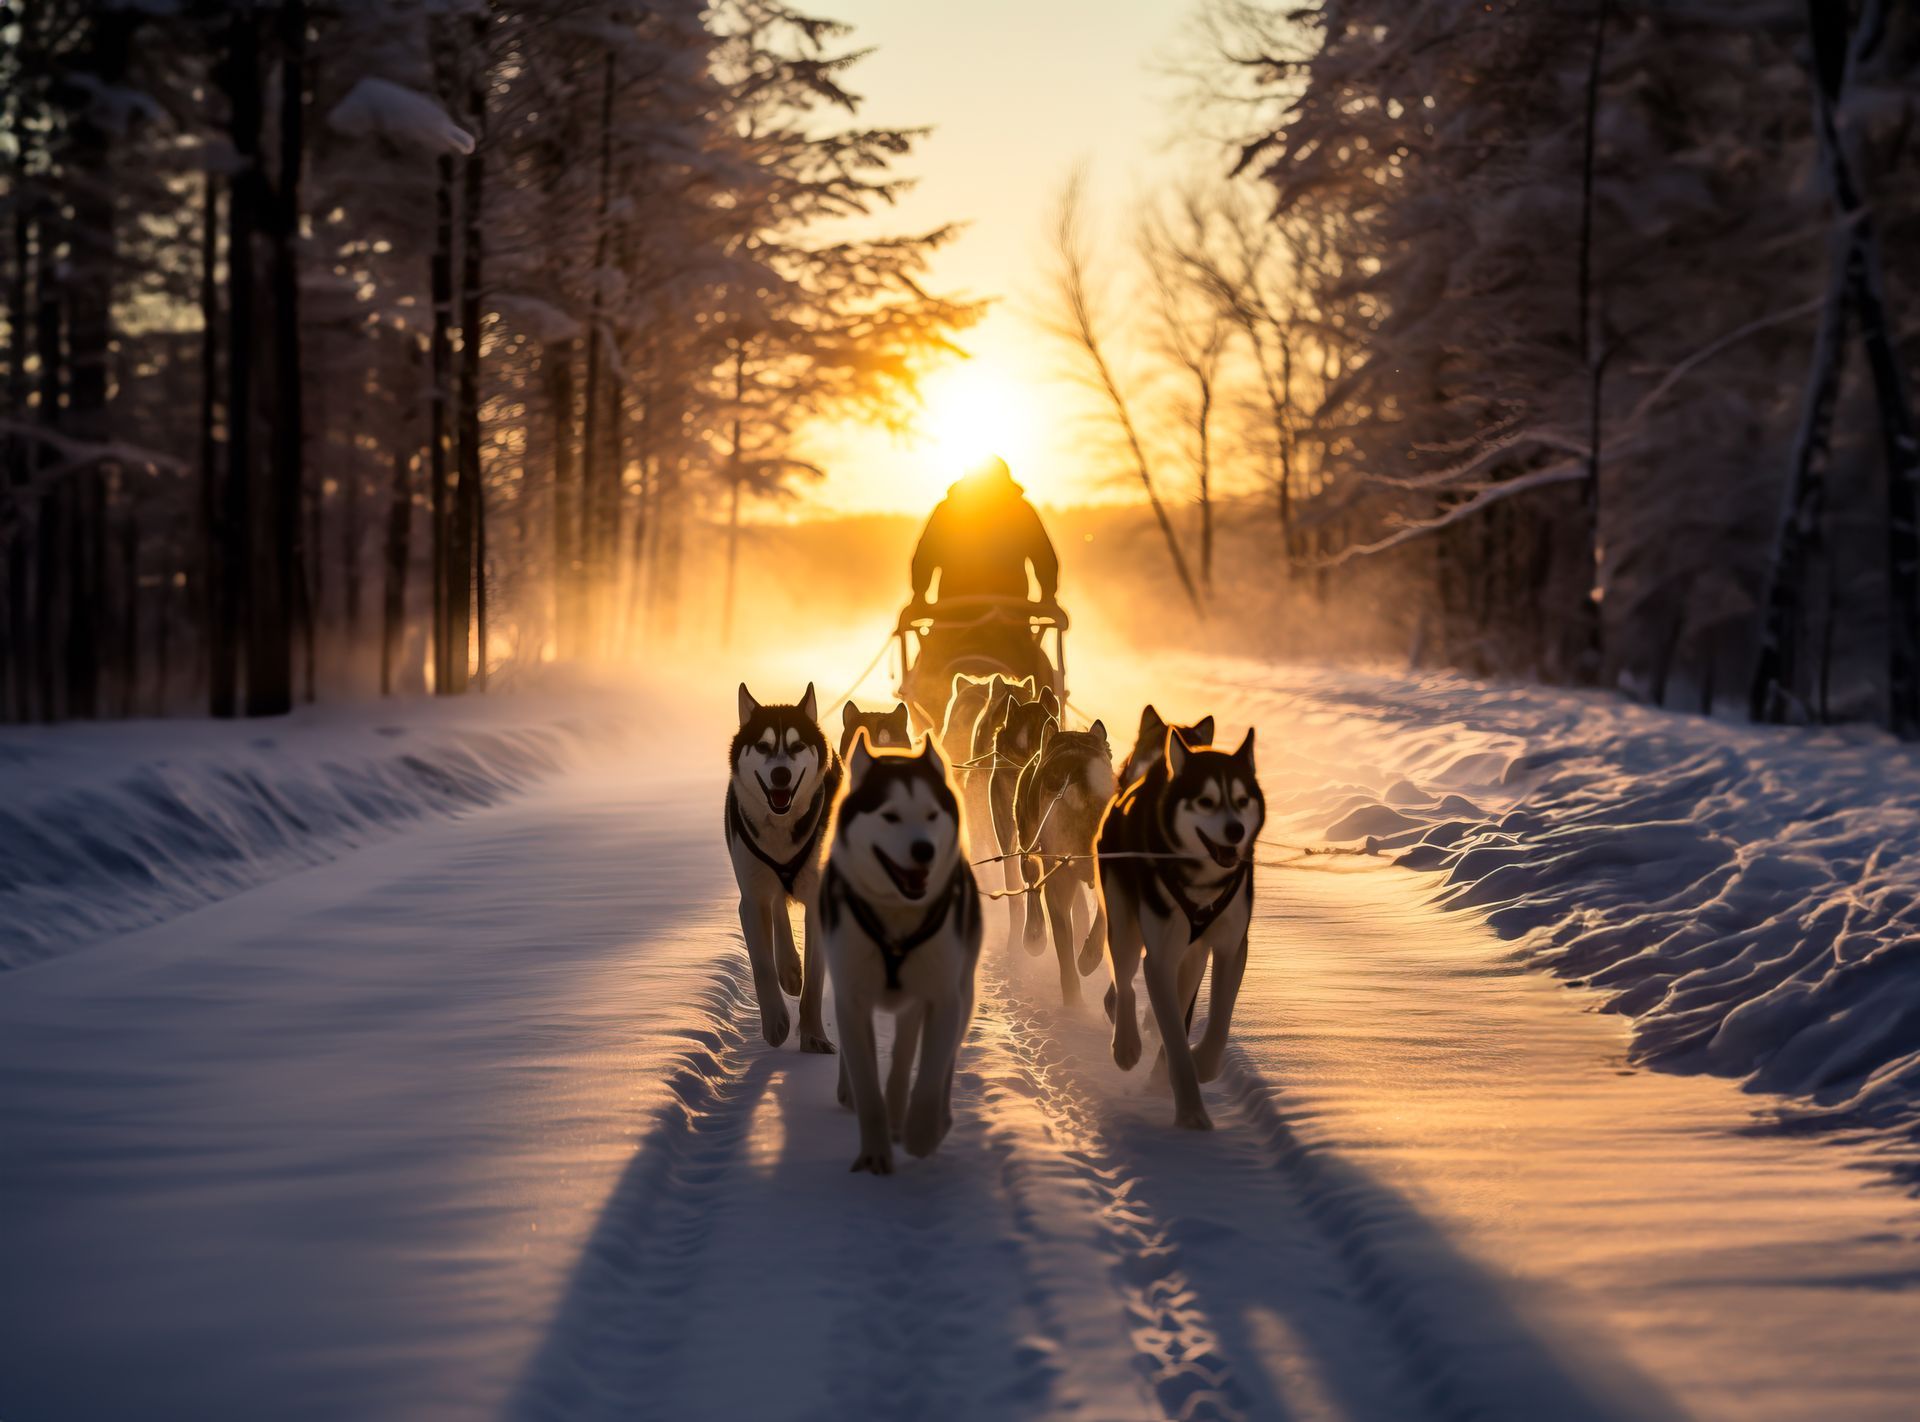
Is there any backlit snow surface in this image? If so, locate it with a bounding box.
[4,654,1920,1421]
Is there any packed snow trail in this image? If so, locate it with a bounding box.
[5,659,1920,1420]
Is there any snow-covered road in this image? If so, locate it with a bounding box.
[5,657,1920,1421]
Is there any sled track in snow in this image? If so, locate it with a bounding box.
[512,932,1645,1422]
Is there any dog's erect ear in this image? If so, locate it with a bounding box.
[799,682,818,722]
[1232,727,1256,767]
[1015,676,1036,698]
[847,728,877,780]
[1137,704,1163,739]
[1089,718,1107,747]
[890,702,908,722]
[842,701,861,731]
[1165,726,1189,776]
[1039,686,1060,719]
[738,683,759,726]
[1192,715,1216,748]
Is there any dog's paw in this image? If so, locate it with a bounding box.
[1112,1023,1142,1072]
[1173,1099,1214,1132]
[1077,931,1104,976]
[776,959,803,997]
[850,1146,895,1175]
[761,1002,791,1049]
[798,1029,836,1055]
[903,1103,946,1159]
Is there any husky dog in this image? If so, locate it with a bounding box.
[1122,705,1214,789]
[1013,718,1116,1003]
[963,673,1035,847]
[727,683,841,1053]
[988,687,1059,931]
[938,673,994,761]
[1098,727,1264,1130]
[821,733,983,1175]
[840,700,911,759]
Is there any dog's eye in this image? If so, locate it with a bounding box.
[925,811,937,823]
[882,811,901,824]
[1196,796,1217,812]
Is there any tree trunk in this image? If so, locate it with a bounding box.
[381,446,412,697]
[547,341,578,659]
[200,172,236,718]
[429,150,455,693]
[459,13,487,691]
[220,7,261,718]
[1574,0,1611,681]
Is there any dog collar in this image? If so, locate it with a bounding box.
[823,863,970,990]
[729,779,829,895]
[1158,858,1251,942]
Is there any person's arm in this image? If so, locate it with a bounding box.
[910,502,946,602]
[1025,503,1060,602]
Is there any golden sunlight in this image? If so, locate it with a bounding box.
[916,362,1043,490]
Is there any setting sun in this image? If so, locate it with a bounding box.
[916,362,1043,486]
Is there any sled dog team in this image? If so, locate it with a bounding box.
[726,678,1264,1174]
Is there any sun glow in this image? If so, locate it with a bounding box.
[916,362,1043,489]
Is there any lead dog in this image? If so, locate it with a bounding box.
[1098,726,1264,1129]
[1014,717,1116,1003]
[727,683,839,1053]
[822,732,982,1175]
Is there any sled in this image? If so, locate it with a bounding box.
[894,594,1069,733]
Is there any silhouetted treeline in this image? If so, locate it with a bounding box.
[0,0,974,721]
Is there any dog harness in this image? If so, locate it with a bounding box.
[728,780,829,896]
[1157,858,1252,942]
[823,864,970,991]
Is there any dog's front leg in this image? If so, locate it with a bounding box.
[904,994,964,1158]
[1151,940,1211,1086]
[1192,930,1248,1083]
[886,1005,926,1139]
[1103,887,1144,1070]
[738,896,790,1048]
[1043,869,1081,1006]
[836,991,892,1174]
[774,901,803,996]
[1141,936,1211,1130]
[796,896,835,1054]
[1077,874,1107,977]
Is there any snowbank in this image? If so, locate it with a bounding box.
[0,701,620,969]
[1208,663,1920,1172]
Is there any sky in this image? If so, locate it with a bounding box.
[790,0,1204,516]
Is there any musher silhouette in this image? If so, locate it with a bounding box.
[907,456,1060,683]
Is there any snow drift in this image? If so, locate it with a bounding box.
[1215,664,1920,1174]
[0,704,614,969]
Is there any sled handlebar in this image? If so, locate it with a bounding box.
[896,595,1069,635]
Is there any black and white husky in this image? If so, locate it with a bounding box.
[1098,726,1263,1130]
[1122,705,1214,789]
[727,683,841,1054]
[839,700,911,758]
[1014,718,1116,1003]
[821,732,982,1175]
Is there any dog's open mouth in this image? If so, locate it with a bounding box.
[757,774,799,815]
[1197,830,1242,869]
[874,847,931,900]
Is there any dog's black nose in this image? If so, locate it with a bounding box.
[770,766,791,788]
[910,840,935,864]
[1223,821,1245,844]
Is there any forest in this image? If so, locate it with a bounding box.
[2,0,1917,735]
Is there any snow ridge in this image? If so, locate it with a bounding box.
[0,713,602,969]
[1212,662,1920,1179]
